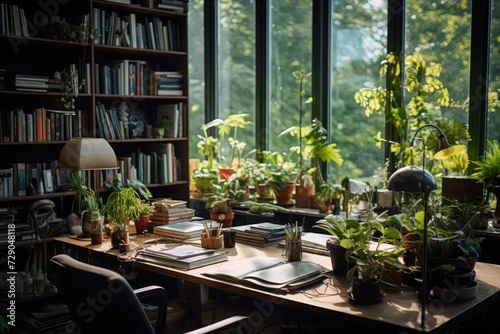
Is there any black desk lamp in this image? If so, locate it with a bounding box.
[387,124,465,331]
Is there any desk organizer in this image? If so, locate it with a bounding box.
[201,230,223,249]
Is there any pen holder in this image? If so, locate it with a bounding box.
[285,237,302,262]
[201,230,223,249]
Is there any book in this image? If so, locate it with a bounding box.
[153,221,206,240]
[249,222,286,233]
[140,244,215,260]
[153,199,187,211]
[135,246,227,270]
[202,256,329,292]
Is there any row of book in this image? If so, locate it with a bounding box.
[92,8,182,51]
[95,102,184,141]
[115,143,181,185]
[0,161,61,198]
[0,3,29,37]
[94,59,184,96]
[0,108,84,143]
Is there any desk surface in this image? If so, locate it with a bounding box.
[53,235,500,333]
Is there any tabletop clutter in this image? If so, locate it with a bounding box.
[201,221,224,249]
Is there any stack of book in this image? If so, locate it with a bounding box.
[153,221,206,241]
[149,199,195,226]
[135,244,227,270]
[7,74,49,92]
[152,71,183,96]
[232,222,287,247]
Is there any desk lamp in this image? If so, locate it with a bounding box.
[387,124,464,331]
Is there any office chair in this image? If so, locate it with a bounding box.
[50,254,252,334]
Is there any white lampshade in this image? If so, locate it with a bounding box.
[58,138,118,170]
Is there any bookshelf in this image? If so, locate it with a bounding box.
[0,0,189,320]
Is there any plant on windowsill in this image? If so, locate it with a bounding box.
[261,149,298,205]
[240,201,285,224]
[199,113,253,179]
[205,177,237,227]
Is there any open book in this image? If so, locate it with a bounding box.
[202,257,329,292]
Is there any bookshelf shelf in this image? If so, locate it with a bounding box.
[0,0,190,319]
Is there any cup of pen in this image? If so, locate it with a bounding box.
[285,227,302,262]
[201,223,223,249]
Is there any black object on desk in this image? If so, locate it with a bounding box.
[223,229,236,248]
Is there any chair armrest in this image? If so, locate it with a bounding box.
[134,285,168,334]
[186,315,252,334]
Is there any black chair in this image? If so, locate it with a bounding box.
[50,254,252,334]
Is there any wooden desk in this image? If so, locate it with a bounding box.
[53,235,500,333]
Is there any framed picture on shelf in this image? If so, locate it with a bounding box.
[43,169,54,193]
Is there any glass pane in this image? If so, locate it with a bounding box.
[188,0,205,158]
[334,1,387,186]
[488,0,500,141]
[405,1,471,178]
[269,0,312,153]
[218,0,256,166]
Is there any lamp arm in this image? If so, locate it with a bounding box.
[409,124,445,146]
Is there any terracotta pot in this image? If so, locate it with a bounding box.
[134,215,150,235]
[274,183,295,205]
[255,184,273,202]
[295,185,311,208]
[210,211,235,228]
[317,198,333,213]
[218,167,235,180]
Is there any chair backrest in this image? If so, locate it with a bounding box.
[50,254,156,334]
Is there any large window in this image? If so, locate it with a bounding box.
[269,0,312,153]
[330,1,387,185]
[489,0,500,142]
[188,0,205,158]
[189,0,495,186]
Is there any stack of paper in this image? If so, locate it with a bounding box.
[153,221,206,241]
[135,244,227,270]
[232,223,287,247]
[149,199,195,226]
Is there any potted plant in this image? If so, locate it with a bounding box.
[471,139,500,225]
[316,181,342,214]
[205,178,236,227]
[430,264,475,288]
[135,202,154,235]
[63,171,102,237]
[153,116,170,138]
[261,149,298,205]
[101,187,143,248]
[345,220,404,303]
[198,113,253,179]
[313,215,363,276]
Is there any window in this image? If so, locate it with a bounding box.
[269,0,312,153]
[330,0,387,185]
[488,0,500,142]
